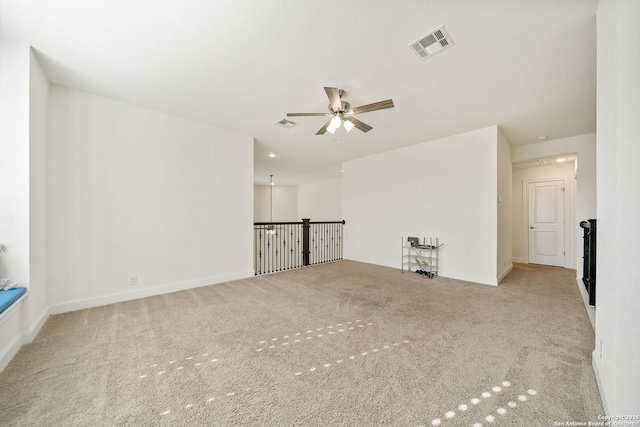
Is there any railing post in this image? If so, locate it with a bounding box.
[302,218,311,266]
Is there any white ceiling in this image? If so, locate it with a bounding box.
[1,0,597,185]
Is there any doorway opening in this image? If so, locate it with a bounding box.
[512,154,576,269]
[527,179,566,267]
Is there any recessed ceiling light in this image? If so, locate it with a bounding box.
[269,153,275,158]
[556,158,566,163]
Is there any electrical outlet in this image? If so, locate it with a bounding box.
[129,276,138,286]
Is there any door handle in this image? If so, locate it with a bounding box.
[529,226,535,229]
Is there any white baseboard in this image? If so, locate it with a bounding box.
[576,278,595,332]
[22,304,50,343]
[512,257,525,264]
[592,352,611,415]
[0,330,22,374]
[0,296,27,373]
[49,270,254,315]
[498,263,513,284]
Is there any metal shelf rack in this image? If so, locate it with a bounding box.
[401,236,442,278]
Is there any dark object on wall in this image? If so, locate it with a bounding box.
[580,219,597,306]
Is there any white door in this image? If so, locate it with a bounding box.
[528,180,565,267]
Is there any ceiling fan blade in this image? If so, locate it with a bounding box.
[316,119,332,135]
[287,113,331,117]
[324,87,342,112]
[345,116,373,133]
[348,99,394,115]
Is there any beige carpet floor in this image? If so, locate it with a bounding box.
[0,261,603,426]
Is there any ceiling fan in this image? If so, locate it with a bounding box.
[287,87,394,135]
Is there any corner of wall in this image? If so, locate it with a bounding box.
[498,263,513,284]
[28,43,51,335]
[1,294,50,374]
[497,126,513,284]
[22,303,50,343]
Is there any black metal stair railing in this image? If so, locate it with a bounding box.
[253,219,345,275]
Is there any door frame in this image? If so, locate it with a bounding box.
[521,176,574,268]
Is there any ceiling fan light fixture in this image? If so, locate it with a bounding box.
[330,115,342,129]
[288,87,394,135]
[343,120,355,132]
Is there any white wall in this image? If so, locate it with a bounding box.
[254,184,298,222]
[496,128,513,282]
[0,38,31,373]
[27,49,50,338]
[344,126,500,286]
[0,38,30,288]
[512,133,597,278]
[0,43,51,372]
[47,86,254,312]
[512,162,576,266]
[254,185,268,222]
[254,178,344,223]
[594,0,640,414]
[298,178,343,221]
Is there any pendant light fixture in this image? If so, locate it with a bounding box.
[266,174,276,234]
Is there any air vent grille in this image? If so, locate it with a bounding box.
[276,118,296,128]
[408,25,454,60]
[419,34,436,48]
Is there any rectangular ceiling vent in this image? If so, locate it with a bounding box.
[409,25,454,60]
[276,118,296,129]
